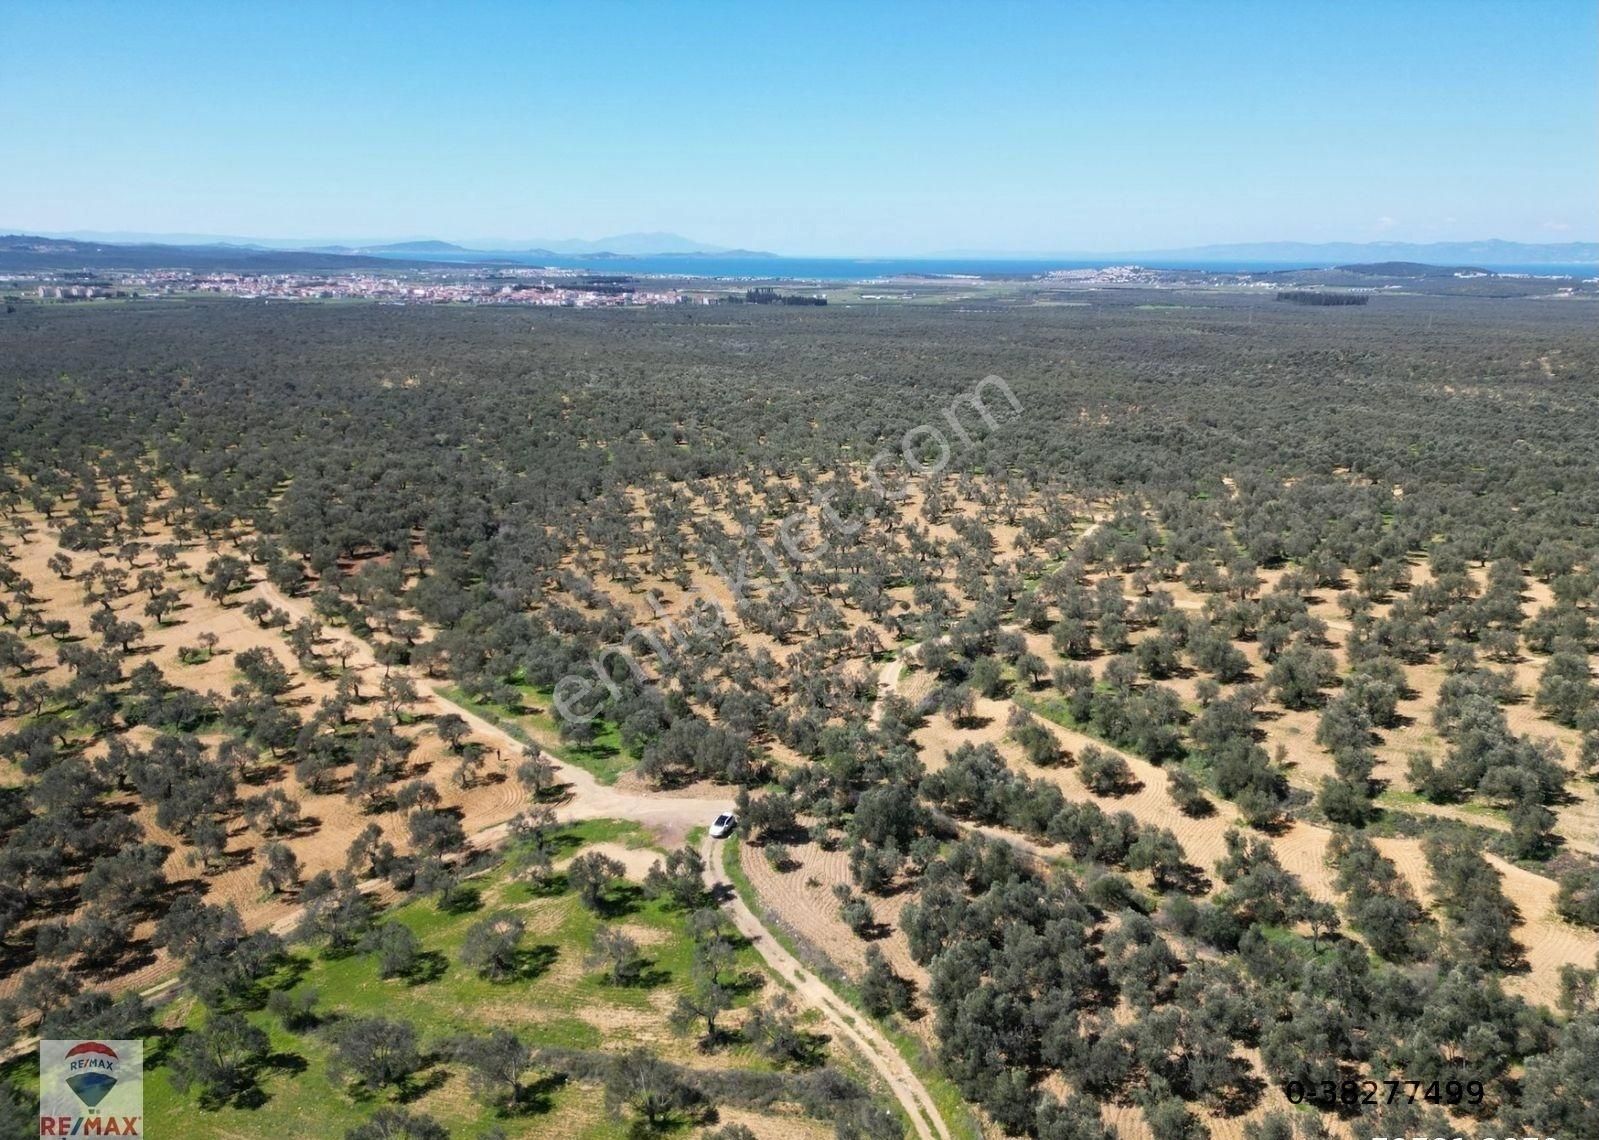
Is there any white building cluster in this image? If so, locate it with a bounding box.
[15,268,704,308]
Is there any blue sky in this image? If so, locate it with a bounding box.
[3,1,1594,255]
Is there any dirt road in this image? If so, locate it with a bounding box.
[868,656,906,728]
[257,580,955,1140]
[702,835,952,1140]
[256,580,732,842]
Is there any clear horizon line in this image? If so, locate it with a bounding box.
[8,227,1599,262]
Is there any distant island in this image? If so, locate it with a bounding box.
[10,230,1594,272]
[22,229,777,261]
[0,233,781,273]
[928,239,1597,267]
[1,232,1592,286]
[0,234,438,272]
[1121,238,1598,267]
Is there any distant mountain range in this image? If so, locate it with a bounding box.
[12,231,1595,268]
[0,234,443,273]
[313,238,777,260]
[28,230,774,259]
[455,232,756,256]
[931,239,1597,267]
[0,231,781,273]
[1130,239,1598,267]
[3,231,1593,278]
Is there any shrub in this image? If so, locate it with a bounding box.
[1165,768,1212,817]
[1078,745,1137,796]
[832,884,876,936]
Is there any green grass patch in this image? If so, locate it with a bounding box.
[1376,788,1510,823]
[719,838,983,1140]
[438,683,635,784]
[140,819,779,1139]
[1014,689,1079,730]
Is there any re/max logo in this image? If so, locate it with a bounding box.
[38,1116,143,1135]
[67,1057,116,1074]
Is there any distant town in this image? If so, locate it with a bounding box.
[10,266,737,307]
[3,256,1592,314]
[2,262,1219,311]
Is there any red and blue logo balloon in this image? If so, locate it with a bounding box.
[64,1042,120,1108]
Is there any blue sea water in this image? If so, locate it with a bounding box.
[376,251,1597,281]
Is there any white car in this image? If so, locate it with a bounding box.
[709,812,738,839]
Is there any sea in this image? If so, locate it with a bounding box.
[373,252,1598,281]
